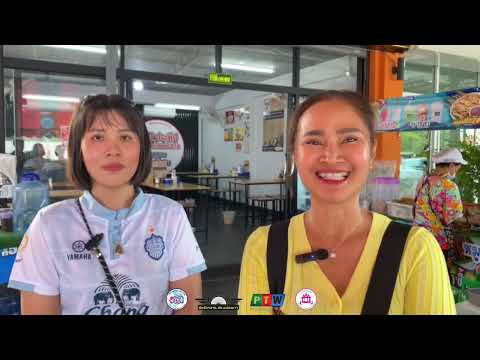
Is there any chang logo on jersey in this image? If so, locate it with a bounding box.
[66,240,92,261]
[144,233,165,260]
[84,274,150,315]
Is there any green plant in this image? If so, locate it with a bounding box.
[456,138,480,203]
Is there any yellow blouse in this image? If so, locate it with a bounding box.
[238,212,455,315]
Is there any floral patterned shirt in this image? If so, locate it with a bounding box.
[414,176,464,249]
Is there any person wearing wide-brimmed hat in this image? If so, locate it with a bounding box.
[413,148,468,260]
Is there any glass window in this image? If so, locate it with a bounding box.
[401,50,431,162]
[300,46,359,90]
[4,69,106,182]
[400,49,435,197]
[132,79,229,98]
[439,52,479,92]
[221,45,293,85]
[4,45,107,67]
[404,49,435,96]
[125,45,215,79]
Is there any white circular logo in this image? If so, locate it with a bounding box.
[166,288,188,310]
[295,288,317,310]
[210,296,227,305]
[146,120,184,170]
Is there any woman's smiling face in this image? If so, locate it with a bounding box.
[294,99,375,205]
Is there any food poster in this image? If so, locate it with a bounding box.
[233,127,245,141]
[225,110,235,125]
[224,128,233,142]
[376,87,480,132]
[224,107,251,153]
[262,111,284,152]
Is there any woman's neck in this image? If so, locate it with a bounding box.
[91,184,136,211]
[431,168,448,177]
[304,195,369,249]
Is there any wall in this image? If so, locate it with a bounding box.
[210,89,285,196]
[202,56,357,198]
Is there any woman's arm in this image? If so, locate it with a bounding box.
[403,228,456,314]
[21,292,61,315]
[442,180,464,225]
[238,227,272,315]
[169,273,202,315]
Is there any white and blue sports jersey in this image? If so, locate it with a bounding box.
[8,188,207,315]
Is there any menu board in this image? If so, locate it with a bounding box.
[376,87,480,132]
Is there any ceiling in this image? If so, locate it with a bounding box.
[417,45,480,64]
[403,47,480,95]
[3,45,357,96]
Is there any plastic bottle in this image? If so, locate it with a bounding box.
[12,172,49,235]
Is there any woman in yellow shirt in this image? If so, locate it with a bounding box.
[238,90,455,315]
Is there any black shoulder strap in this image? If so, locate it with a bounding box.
[361,221,411,315]
[267,219,291,295]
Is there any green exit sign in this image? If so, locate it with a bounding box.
[208,72,233,85]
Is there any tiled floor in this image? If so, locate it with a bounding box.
[197,206,255,267]
[194,199,269,314]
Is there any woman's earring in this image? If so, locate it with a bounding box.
[289,161,296,176]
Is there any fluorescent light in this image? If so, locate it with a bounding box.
[155,81,168,85]
[154,103,200,111]
[42,45,107,54]
[144,106,176,118]
[133,80,144,91]
[221,63,274,74]
[23,94,80,103]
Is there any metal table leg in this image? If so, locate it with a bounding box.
[205,191,209,243]
[244,184,249,229]
[280,183,284,219]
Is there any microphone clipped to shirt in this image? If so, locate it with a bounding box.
[295,248,329,264]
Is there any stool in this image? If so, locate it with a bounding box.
[249,195,286,225]
[177,200,196,225]
[208,189,227,209]
[225,189,243,210]
[249,196,274,225]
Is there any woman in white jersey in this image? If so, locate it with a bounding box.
[9,94,206,315]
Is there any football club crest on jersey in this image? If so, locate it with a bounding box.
[144,234,165,260]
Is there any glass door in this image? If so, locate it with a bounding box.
[4,69,106,182]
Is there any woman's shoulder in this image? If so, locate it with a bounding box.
[439,178,459,192]
[30,199,79,231]
[244,213,304,257]
[143,193,184,211]
[244,224,271,256]
[371,212,440,254]
[38,199,78,217]
[405,225,440,251]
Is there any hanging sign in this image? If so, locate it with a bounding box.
[208,72,233,85]
[376,87,480,132]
